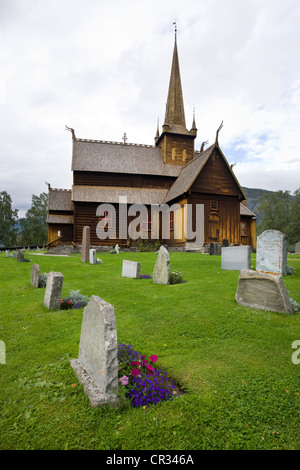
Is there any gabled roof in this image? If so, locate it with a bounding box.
[48,188,73,211]
[164,143,247,203]
[72,139,181,177]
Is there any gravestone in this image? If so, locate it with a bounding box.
[30,263,40,287]
[221,246,251,270]
[153,246,170,284]
[122,260,141,278]
[89,249,96,265]
[5,250,9,258]
[13,252,17,258]
[44,271,63,309]
[17,251,24,263]
[256,230,287,275]
[114,244,120,254]
[70,296,119,408]
[295,242,300,254]
[81,226,90,262]
[235,269,293,314]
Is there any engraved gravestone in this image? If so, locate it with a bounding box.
[44,272,63,309]
[153,245,170,284]
[122,260,141,278]
[256,230,287,275]
[30,263,40,287]
[70,296,119,407]
[17,251,24,263]
[81,226,90,262]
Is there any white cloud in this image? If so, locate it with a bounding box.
[0,0,300,217]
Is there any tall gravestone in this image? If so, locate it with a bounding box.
[30,263,40,287]
[70,296,119,407]
[81,226,90,262]
[44,272,63,309]
[122,260,141,278]
[256,230,287,275]
[295,242,300,254]
[153,246,170,284]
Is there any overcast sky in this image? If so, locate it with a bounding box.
[1,0,300,217]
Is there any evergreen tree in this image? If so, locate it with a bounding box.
[18,192,48,246]
[0,191,19,246]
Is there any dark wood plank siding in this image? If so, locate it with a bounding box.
[74,171,175,189]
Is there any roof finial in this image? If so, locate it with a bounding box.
[173,21,177,38]
[122,132,127,144]
[215,120,224,144]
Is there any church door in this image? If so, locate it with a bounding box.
[208,213,220,242]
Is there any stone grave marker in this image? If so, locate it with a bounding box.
[44,271,63,309]
[221,245,251,270]
[122,260,141,278]
[235,269,293,314]
[17,251,24,263]
[81,226,90,262]
[89,248,96,265]
[295,242,300,254]
[70,296,119,408]
[30,263,40,287]
[256,230,287,275]
[153,245,170,284]
[13,252,17,258]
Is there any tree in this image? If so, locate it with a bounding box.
[18,192,48,246]
[0,191,19,246]
[257,188,300,245]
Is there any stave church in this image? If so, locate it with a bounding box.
[46,31,256,251]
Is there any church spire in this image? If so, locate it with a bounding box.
[163,26,187,133]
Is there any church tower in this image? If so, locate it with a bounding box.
[155,27,197,165]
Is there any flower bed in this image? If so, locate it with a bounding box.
[117,343,183,407]
[60,290,89,310]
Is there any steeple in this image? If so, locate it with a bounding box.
[162,30,187,134]
[155,26,197,165]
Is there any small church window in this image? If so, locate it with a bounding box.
[99,211,113,229]
[183,149,187,162]
[141,214,152,231]
[170,211,174,231]
[172,148,176,160]
[241,221,247,236]
[210,201,218,211]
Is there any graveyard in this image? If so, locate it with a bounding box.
[0,247,299,450]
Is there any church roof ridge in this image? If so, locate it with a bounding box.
[76,138,155,148]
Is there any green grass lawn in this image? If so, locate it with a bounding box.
[0,250,299,450]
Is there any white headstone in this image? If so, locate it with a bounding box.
[44,272,63,309]
[115,244,120,254]
[89,249,96,265]
[70,296,119,407]
[221,246,251,270]
[122,260,141,278]
[256,230,287,275]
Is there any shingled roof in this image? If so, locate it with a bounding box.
[72,139,181,177]
[72,185,168,205]
[47,189,73,211]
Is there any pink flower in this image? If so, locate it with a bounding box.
[132,368,140,377]
[130,361,140,366]
[150,355,158,363]
[119,375,129,386]
[146,364,155,375]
